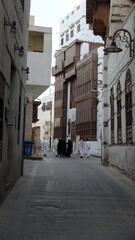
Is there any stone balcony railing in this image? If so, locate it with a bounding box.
[63,56,80,68]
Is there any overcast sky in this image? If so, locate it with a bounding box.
[30,0,84,29]
[30,0,85,50]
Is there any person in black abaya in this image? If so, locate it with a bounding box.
[61,139,66,157]
[66,139,73,157]
[57,138,62,157]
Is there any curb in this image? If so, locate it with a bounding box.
[24,155,43,160]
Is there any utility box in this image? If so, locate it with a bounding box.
[24,141,34,156]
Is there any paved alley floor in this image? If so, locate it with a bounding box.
[0,153,135,240]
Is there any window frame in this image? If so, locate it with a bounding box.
[117,81,122,143]
[125,69,132,143]
[110,88,114,144]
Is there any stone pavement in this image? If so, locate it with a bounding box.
[0,153,135,240]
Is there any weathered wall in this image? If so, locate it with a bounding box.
[25,100,33,141]
[109,145,135,179]
[0,0,30,203]
[107,4,135,177]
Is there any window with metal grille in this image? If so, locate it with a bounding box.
[92,121,96,136]
[125,69,132,143]
[110,88,114,144]
[32,101,41,123]
[76,122,91,140]
[117,81,122,143]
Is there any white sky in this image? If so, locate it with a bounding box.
[30,0,84,50]
[30,0,84,28]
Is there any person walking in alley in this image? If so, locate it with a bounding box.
[53,138,58,156]
[61,139,66,157]
[42,137,49,157]
[66,139,73,157]
[85,138,91,158]
[56,138,63,157]
[78,138,84,158]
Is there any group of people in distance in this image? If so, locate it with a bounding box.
[42,137,73,158]
[42,136,91,159]
[56,138,73,158]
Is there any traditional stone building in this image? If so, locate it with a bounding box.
[86,0,135,179]
[75,51,99,141]
[0,0,30,203]
[52,1,103,154]
[59,1,102,48]
[52,40,103,152]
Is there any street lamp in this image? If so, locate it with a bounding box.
[22,66,29,80]
[104,29,134,57]
[4,17,16,34]
[14,45,24,57]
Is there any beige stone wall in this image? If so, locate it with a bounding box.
[25,101,33,141]
[32,127,41,155]
[29,16,35,25]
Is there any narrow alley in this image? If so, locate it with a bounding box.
[0,154,135,240]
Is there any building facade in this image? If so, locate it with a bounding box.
[86,0,135,178]
[25,17,52,144]
[52,0,104,154]
[59,0,102,48]
[52,45,68,141]
[52,40,103,154]
[76,51,98,141]
[0,0,30,203]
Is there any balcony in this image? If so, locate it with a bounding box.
[86,0,110,41]
[52,61,63,76]
[65,65,76,80]
[64,56,79,68]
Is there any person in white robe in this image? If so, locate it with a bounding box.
[53,138,58,155]
[78,139,84,158]
[42,137,49,157]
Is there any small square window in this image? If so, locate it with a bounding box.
[66,34,69,42]
[70,29,74,38]
[77,24,80,33]
[61,38,64,46]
